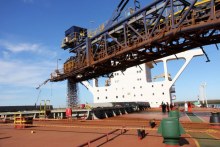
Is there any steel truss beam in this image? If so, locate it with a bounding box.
[51,0,220,82]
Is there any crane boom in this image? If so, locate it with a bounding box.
[36,79,50,90]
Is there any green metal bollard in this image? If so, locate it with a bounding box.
[168,110,180,118]
[158,117,185,145]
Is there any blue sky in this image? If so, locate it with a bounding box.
[0,0,219,107]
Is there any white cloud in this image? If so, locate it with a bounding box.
[0,39,65,106]
[0,40,41,53]
[0,59,67,106]
[0,39,57,58]
[0,59,54,88]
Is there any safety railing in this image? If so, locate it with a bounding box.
[77,129,125,147]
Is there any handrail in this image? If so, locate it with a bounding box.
[77,129,121,147]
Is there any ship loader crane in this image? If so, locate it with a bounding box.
[51,0,220,84]
[46,0,220,109]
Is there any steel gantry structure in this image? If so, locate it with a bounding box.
[51,0,220,83]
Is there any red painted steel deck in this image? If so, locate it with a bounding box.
[0,108,219,147]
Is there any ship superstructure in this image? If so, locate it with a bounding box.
[82,49,204,107]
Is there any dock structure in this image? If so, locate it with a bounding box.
[0,105,142,120]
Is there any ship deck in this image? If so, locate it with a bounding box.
[1,108,220,147]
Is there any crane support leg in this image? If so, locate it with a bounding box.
[67,79,79,107]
